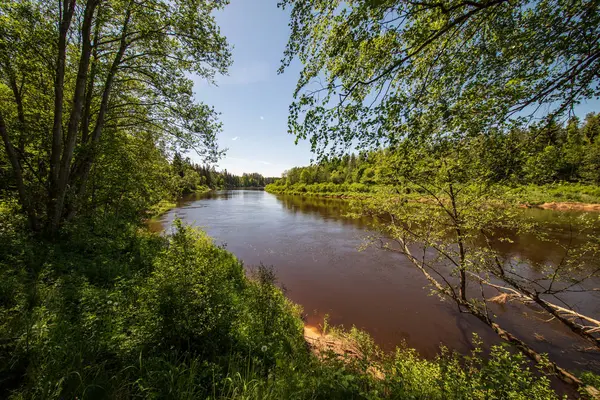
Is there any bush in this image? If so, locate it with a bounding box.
[0,219,306,398]
[378,340,559,400]
[349,183,369,193]
[127,221,246,358]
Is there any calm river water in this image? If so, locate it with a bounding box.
[150,190,600,374]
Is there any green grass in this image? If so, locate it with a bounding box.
[148,199,178,218]
[503,183,600,205]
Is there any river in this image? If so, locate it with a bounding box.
[149,189,600,374]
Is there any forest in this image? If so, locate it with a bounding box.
[171,152,277,195]
[268,114,600,204]
[1,0,600,399]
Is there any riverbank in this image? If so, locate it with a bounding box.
[147,187,212,219]
[147,199,178,218]
[0,202,576,399]
[266,182,600,211]
[523,202,600,211]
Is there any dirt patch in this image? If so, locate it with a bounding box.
[303,325,361,359]
[521,202,600,211]
[303,326,385,380]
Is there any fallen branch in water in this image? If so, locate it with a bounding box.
[466,271,600,351]
[395,237,600,399]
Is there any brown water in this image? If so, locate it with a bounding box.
[149,190,600,375]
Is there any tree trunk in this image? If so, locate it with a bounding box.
[7,69,26,154]
[448,182,467,302]
[49,0,76,220]
[81,8,102,145]
[472,271,600,351]
[51,0,99,231]
[67,8,131,221]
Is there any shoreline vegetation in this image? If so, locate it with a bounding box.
[0,203,581,399]
[265,182,600,212]
[147,186,212,220]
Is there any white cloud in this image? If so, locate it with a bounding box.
[232,136,239,141]
[259,160,271,165]
[260,116,264,120]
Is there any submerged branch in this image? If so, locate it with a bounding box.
[394,237,600,398]
[467,271,600,350]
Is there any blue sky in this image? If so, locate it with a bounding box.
[191,0,310,177]
[191,0,600,178]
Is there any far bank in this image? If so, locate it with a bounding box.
[265,182,600,211]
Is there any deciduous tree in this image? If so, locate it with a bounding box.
[0,0,231,232]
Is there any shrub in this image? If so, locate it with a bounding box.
[127,221,246,358]
[349,183,369,193]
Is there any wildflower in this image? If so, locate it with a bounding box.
[261,345,268,352]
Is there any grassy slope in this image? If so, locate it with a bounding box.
[504,183,600,205]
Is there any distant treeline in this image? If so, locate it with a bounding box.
[274,113,600,187]
[172,153,277,194]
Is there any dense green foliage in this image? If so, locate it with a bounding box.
[0,210,294,398]
[0,0,230,232]
[279,0,600,156]
[171,152,277,195]
[267,114,600,203]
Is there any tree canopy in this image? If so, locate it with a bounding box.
[0,0,231,232]
[272,113,600,190]
[279,0,600,156]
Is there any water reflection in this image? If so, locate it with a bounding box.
[276,194,373,229]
